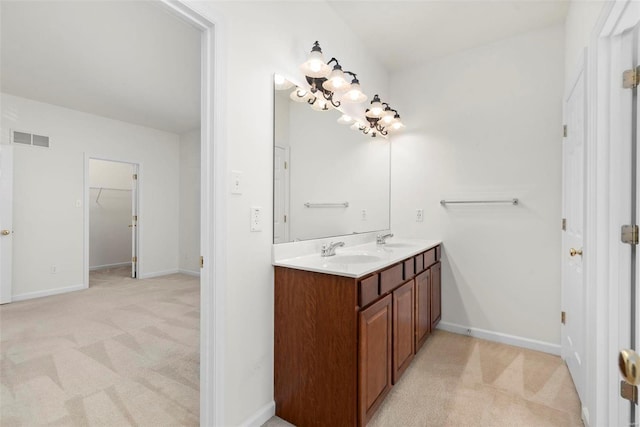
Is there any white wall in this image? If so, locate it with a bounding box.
[1,93,181,298]
[184,1,388,424]
[389,25,565,348]
[89,159,133,269]
[179,128,200,274]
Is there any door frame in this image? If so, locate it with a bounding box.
[83,156,140,284]
[0,144,13,304]
[160,1,227,426]
[586,1,639,425]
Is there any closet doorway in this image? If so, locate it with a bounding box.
[87,158,138,282]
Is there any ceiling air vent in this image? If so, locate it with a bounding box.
[11,130,50,148]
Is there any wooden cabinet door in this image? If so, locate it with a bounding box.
[392,280,415,383]
[431,262,442,329]
[359,294,392,426]
[415,270,431,351]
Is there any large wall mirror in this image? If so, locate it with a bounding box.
[273,75,391,243]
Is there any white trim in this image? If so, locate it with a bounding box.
[179,269,201,277]
[12,283,86,302]
[89,262,131,271]
[240,401,275,427]
[436,321,561,355]
[161,2,226,426]
[138,269,180,279]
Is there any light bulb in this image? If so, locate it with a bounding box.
[323,64,350,92]
[342,80,367,103]
[300,42,331,78]
[367,94,384,118]
[379,110,394,126]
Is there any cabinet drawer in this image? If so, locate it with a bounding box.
[423,248,437,268]
[414,254,425,274]
[403,258,415,280]
[359,274,380,307]
[380,263,404,294]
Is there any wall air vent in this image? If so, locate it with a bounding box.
[10,130,50,148]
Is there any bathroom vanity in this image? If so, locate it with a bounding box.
[273,239,441,426]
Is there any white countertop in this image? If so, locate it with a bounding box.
[273,238,441,278]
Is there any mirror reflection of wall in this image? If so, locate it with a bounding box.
[273,76,390,243]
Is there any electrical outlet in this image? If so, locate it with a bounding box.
[250,206,262,232]
[231,170,243,195]
[416,209,424,222]
[361,209,367,220]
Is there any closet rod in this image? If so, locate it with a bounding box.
[304,202,349,208]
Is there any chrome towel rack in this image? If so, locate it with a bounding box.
[440,198,519,206]
[304,202,349,208]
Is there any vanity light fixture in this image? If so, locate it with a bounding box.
[298,41,404,135]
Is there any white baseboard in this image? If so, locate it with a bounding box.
[437,321,561,356]
[241,401,275,427]
[138,269,180,279]
[12,283,87,302]
[90,262,131,271]
[179,269,201,277]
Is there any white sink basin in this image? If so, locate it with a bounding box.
[325,254,383,264]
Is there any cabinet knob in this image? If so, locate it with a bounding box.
[1,230,10,236]
[569,248,583,257]
[619,349,640,385]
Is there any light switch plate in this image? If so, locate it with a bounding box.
[231,170,243,195]
[416,209,424,222]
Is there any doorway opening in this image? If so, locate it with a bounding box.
[87,158,139,283]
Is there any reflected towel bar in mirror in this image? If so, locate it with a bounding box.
[440,198,518,206]
[304,202,350,208]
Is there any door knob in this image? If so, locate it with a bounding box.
[1,230,10,236]
[569,248,583,257]
[619,349,640,385]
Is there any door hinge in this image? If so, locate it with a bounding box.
[621,225,639,245]
[563,125,568,138]
[623,66,640,89]
[132,256,137,263]
[133,215,137,221]
[284,161,288,170]
[620,381,638,404]
[284,215,287,223]
[561,311,566,324]
[562,218,566,231]
[200,256,204,269]
[132,173,138,180]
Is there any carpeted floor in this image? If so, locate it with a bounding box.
[0,266,200,426]
[264,330,583,427]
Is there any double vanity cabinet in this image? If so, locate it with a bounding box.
[274,241,442,426]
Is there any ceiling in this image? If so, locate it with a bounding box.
[327,0,570,71]
[1,1,201,134]
[1,1,569,134]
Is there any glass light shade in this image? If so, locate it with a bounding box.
[274,74,294,90]
[300,50,331,78]
[322,67,350,92]
[379,110,394,126]
[391,121,406,130]
[342,82,367,103]
[311,98,333,111]
[337,114,354,125]
[367,101,383,118]
[290,87,312,103]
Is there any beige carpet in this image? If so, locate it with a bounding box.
[265,330,583,427]
[0,266,200,426]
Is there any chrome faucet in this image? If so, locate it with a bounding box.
[321,241,345,257]
[376,233,394,245]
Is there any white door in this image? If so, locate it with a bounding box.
[274,146,290,243]
[0,145,13,304]
[561,55,586,404]
[131,166,138,278]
